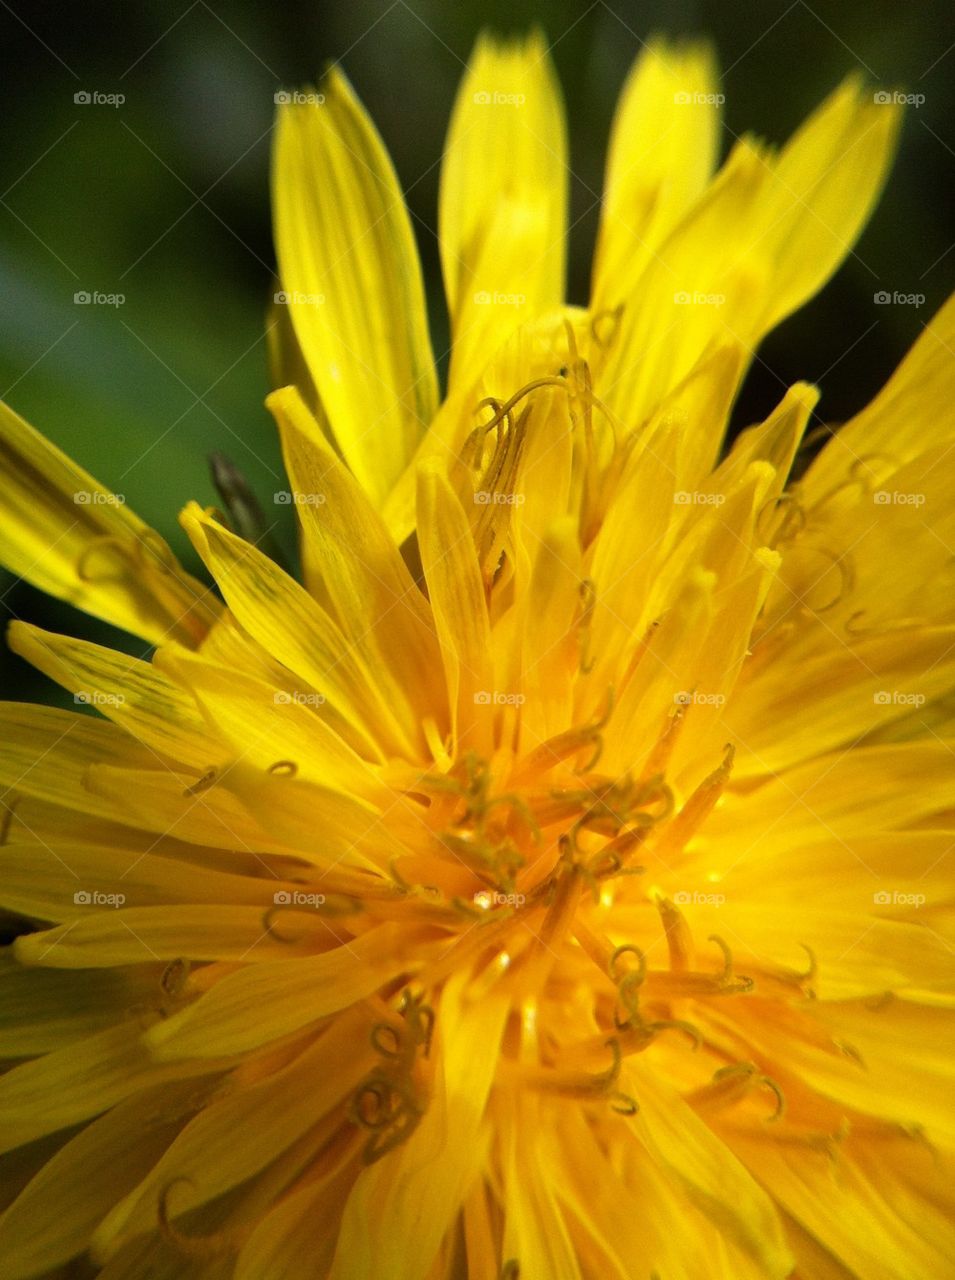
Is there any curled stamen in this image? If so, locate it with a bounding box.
[809,548,854,613]
[708,935,754,994]
[268,759,298,778]
[158,1177,232,1257]
[261,904,307,944]
[762,1075,786,1122]
[609,944,646,985]
[501,1261,521,1280]
[798,943,818,986]
[182,768,217,797]
[576,687,616,774]
[76,537,127,583]
[756,490,807,545]
[610,1092,639,1116]
[370,1022,404,1059]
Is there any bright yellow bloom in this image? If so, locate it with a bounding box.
[1,32,953,1280]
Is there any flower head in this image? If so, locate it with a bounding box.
[1,32,953,1280]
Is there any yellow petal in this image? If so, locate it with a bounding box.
[416,461,493,754]
[0,1076,215,1280]
[268,385,442,748]
[0,703,157,823]
[181,504,397,758]
[598,80,900,429]
[440,31,567,391]
[331,973,509,1280]
[0,1025,229,1154]
[758,75,902,332]
[804,292,955,498]
[153,642,382,800]
[272,66,437,502]
[627,1062,794,1275]
[0,960,158,1057]
[144,925,421,1059]
[593,38,720,310]
[0,400,217,645]
[7,621,217,770]
[93,1009,376,1263]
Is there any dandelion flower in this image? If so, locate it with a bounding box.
[1,31,953,1280]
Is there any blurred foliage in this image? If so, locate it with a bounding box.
[1,0,952,705]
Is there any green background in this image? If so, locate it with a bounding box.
[1,0,952,705]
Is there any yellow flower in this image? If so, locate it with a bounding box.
[1,31,953,1280]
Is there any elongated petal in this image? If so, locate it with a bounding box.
[440,31,567,391]
[593,38,720,310]
[7,622,217,770]
[272,67,437,502]
[0,401,216,645]
[269,386,442,746]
